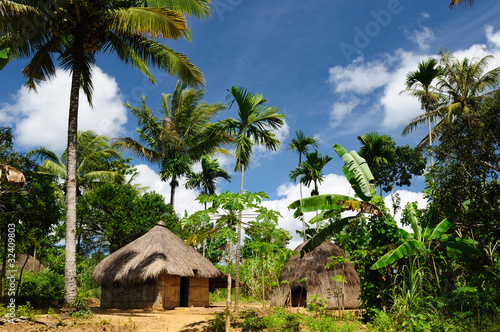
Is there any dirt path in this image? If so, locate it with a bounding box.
[0,303,265,332]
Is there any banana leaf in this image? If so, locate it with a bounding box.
[423,217,453,240]
[299,215,360,257]
[333,144,375,201]
[288,194,356,218]
[0,48,10,71]
[370,239,423,270]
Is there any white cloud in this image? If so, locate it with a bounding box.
[327,25,500,132]
[486,25,500,48]
[270,173,352,249]
[383,189,428,230]
[408,26,434,52]
[1,66,127,153]
[132,164,204,216]
[330,97,361,128]
[328,57,393,95]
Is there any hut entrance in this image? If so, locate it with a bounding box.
[291,286,307,307]
[180,277,190,307]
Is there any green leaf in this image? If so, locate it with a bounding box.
[288,194,356,218]
[299,216,359,257]
[333,143,375,201]
[370,239,423,270]
[0,48,10,71]
[424,217,453,240]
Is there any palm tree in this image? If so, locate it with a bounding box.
[185,155,231,210]
[403,53,500,152]
[290,151,332,197]
[27,130,123,196]
[217,86,285,310]
[287,130,318,241]
[0,0,211,305]
[290,151,332,233]
[401,58,445,167]
[113,82,230,209]
[185,155,231,257]
[28,130,123,256]
[357,132,396,196]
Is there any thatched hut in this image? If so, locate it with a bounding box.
[0,163,25,184]
[92,220,222,309]
[270,240,361,309]
[1,253,45,274]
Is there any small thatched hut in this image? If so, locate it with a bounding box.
[92,220,222,310]
[1,254,45,274]
[0,163,25,184]
[270,240,361,309]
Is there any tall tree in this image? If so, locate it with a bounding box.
[185,155,231,257]
[113,82,230,209]
[287,130,318,241]
[289,151,332,197]
[185,155,231,210]
[289,151,332,233]
[404,53,500,152]
[217,86,285,310]
[401,58,445,167]
[357,132,396,196]
[0,0,211,305]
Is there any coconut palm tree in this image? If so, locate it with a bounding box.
[357,132,396,196]
[27,130,123,196]
[113,82,230,209]
[288,130,318,241]
[185,155,231,210]
[403,53,500,153]
[401,58,445,167]
[217,86,285,310]
[0,0,211,305]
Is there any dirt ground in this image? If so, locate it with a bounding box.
[0,302,271,332]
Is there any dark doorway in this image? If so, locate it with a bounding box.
[180,277,189,307]
[291,286,307,307]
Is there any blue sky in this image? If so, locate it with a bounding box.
[2,0,500,248]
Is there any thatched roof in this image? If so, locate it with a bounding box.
[0,163,25,184]
[270,240,361,309]
[92,220,223,285]
[0,253,45,274]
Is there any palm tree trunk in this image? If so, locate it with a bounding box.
[235,165,244,311]
[427,108,433,168]
[225,237,233,332]
[299,182,306,242]
[170,178,176,210]
[64,64,81,306]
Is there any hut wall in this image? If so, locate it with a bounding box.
[188,278,209,307]
[162,274,181,309]
[100,278,163,309]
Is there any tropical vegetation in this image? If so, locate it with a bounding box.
[0,2,499,331]
[0,0,212,305]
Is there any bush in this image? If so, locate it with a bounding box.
[261,307,301,332]
[18,269,64,305]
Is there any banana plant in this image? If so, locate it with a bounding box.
[288,143,382,255]
[370,204,481,270]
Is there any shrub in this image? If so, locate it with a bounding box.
[18,269,64,305]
